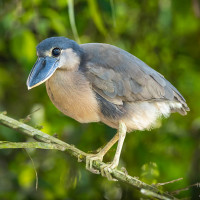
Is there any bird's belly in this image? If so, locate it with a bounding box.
[99,101,182,132]
[45,72,100,123]
[122,101,182,132]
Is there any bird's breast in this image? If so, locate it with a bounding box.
[45,70,100,123]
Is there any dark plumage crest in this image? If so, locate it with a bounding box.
[36,37,83,57]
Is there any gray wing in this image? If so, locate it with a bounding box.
[80,43,189,114]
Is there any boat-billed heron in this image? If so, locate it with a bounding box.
[27,37,189,180]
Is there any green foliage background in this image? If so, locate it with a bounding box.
[0,0,200,199]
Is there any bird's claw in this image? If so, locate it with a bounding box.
[100,163,118,181]
[86,154,118,181]
[86,153,103,174]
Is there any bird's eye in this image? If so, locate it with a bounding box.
[52,48,61,57]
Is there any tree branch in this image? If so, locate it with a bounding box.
[0,141,63,150]
[0,113,177,200]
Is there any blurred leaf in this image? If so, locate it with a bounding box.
[21,10,36,24]
[68,0,80,43]
[18,166,35,188]
[174,13,199,35]
[10,29,37,64]
[87,0,107,36]
[56,0,67,8]
[158,0,172,30]
[41,8,67,35]
[110,0,116,27]
[141,162,160,184]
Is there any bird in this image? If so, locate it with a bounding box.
[27,37,189,180]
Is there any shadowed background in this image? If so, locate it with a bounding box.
[0,0,200,199]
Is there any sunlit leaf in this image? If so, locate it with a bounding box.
[18,167,35,188]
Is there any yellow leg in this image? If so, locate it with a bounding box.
[100,121,127,180]
[86,132,119,174]
[98,132,119,156]
[86,121,127,179]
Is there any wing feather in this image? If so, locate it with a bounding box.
[80,43,189,113]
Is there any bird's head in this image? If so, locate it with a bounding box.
[27,37,82,90]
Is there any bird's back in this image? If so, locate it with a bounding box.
[80,43,189,131]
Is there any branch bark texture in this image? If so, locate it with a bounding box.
[0,113,177,200]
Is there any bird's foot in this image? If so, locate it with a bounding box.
[100,162,118,181]
[86,153,103,174]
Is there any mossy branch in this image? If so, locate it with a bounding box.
[0,113,177,200]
